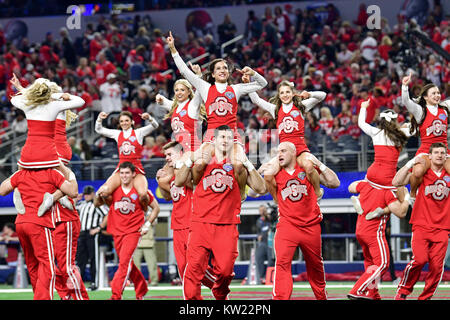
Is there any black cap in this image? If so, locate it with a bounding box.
[83,185,95,194]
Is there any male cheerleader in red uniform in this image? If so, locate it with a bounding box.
[264,141,327,300]
[0,166,78,300]
[97,161,157,300]
[392,142,450,300]
[53,198,89,300]
[346,181,409,300]
[176,125,266,300]
[156,141,217,288]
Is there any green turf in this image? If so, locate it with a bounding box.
[1,281,450,300]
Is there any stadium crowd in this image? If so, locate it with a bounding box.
[0,1,448,173]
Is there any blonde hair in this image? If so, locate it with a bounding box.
[20,79,52,107]
[44,79,78,128]
[164,79,206,120]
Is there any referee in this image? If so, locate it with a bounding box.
[75,185,108,291]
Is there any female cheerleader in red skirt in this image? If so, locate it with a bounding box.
[166,31,267,199]
[401,72,450,205]
[350,99,410,215]
[247,79,326,199]
[95,110,159,210]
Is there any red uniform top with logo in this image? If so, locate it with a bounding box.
[116,129,145,175]
[276,105,310,156]
[203,85,240,142]
[275,165,322,227]
[355,181,398,235]
[169,176,193,230]
[171,100,200,152]
[55,118,72,165]
[18,120,60,169]
[367,145,400,187]
[416,107,448,155]
[107,186,145,236]
[410,168,450,230]
[10,169,66,229]
[192,157,241,224]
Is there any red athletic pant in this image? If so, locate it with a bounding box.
[53,220,89,300]
[273,221,327,300]
[183,222,238,300]
[397,225,449,300]
[110,232,148,300]
[16,223,56,300]
[173,228,216,288]
[349,224,390,298]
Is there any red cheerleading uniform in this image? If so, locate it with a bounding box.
[53,199,89,300]
[115,129,145,175]
[272,165,326,300]
[348,181,398,299]
[18,120,60,169]
[366,145,400,187]
[416,107,448,156]
[10,168,66,300]
[184,157,241,300]
[276,104,310,156]
[55,118,72,165]
[171,100,201,152]
[203,85,242,143]
[397,168,450,300]
[107,185,148,300]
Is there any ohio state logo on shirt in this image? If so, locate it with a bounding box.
[171,117,185,133]
[209,97,233,116]
[203,168,234,192]
[278,116,299,134]
[114,196,136,214]
[281,179,308,201]
[170,180,186,202]
[119,141,136,155]
[426,120,445,136]
[424,179,450,201]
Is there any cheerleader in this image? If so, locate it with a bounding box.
[350,98,411,215]
[400,72,450,204]
[94,110,159,210]
[247,79,326,199]
[166,31,267,198]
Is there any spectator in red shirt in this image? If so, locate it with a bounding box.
[337,101,353,128]
[354,3,369,27]
[89,32,103,61]
[319,106,334,135]
[76,57,95,79]
[378,35,392,62]
[149,38,167,72]
[346,114,362,139]
[95,51,117,86]
[151,135,167,158]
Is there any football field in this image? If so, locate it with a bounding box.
[1,281,450,300]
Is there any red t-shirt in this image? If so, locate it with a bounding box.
[192,157,241,224]
[107,186,145,235]
[10,169,66,228]
[169,176,193,230]
[355,181,398,235]
[411,168,450,230]
[275,165,322,228]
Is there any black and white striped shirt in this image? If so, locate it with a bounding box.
[76,200,108,232]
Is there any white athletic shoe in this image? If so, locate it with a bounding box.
[13,188,25,214]
[351,196,364,215]
[365,207,384,221]
[58,196,73,210]
[38,192,54,217]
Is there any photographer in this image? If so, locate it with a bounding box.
[255,204,275,284]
